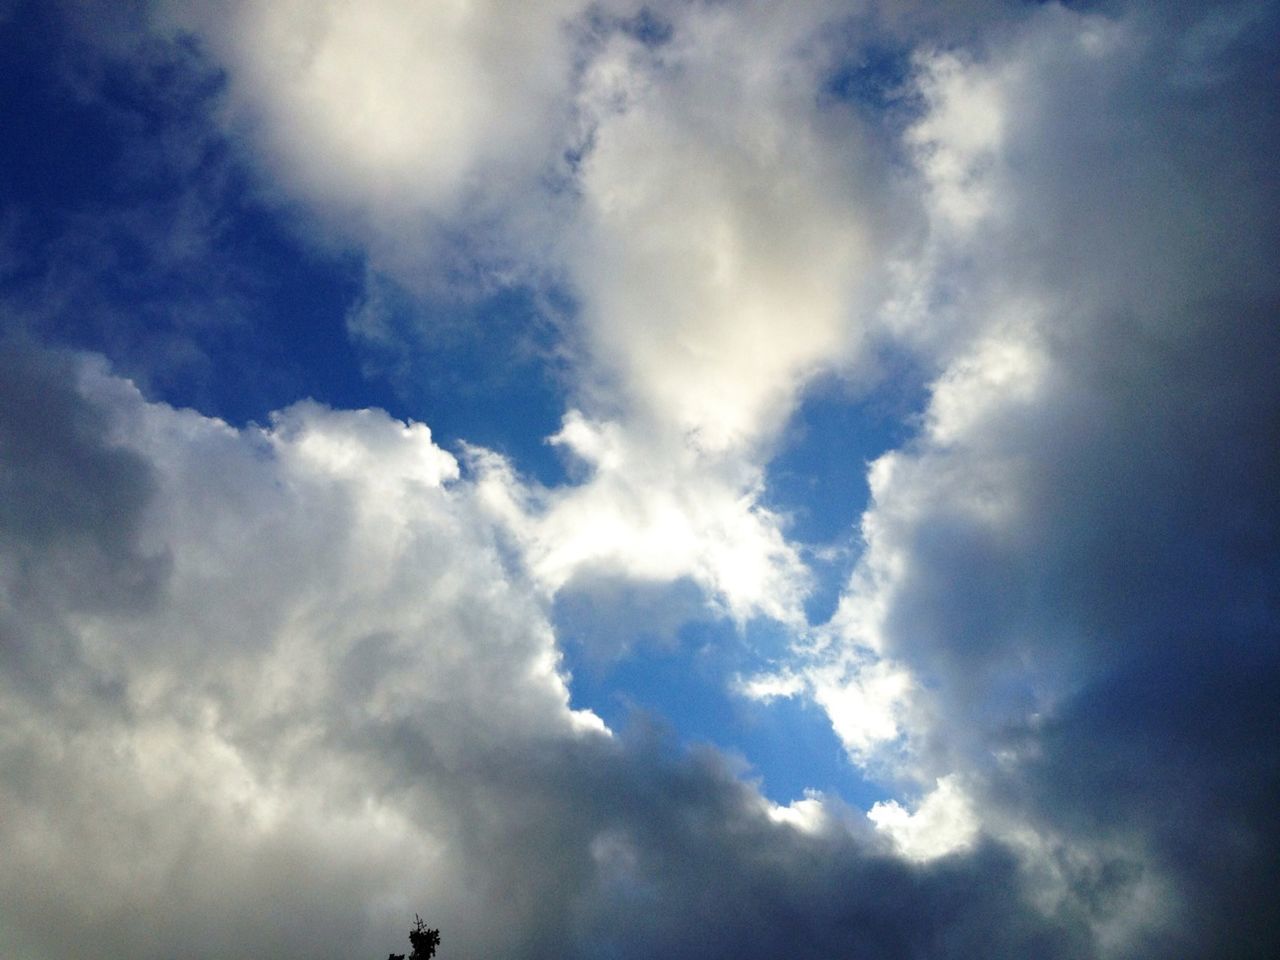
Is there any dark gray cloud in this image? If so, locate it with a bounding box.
[894,0,1279,754]
[0,343,159,581]
[431,736,1094,960]
[999,644,1280,959]
[793,3,1280,956]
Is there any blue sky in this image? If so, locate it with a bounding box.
[2,2,1278,959]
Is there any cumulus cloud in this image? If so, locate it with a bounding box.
[4,1,1278,958]
[566,1,889,451]
[1,345,1099,960]
[0,342,590,958]
[145,0,905,625]
[867,775,978,862]
[160,0,587,268]
[467,409,810,623]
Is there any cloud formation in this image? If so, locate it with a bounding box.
[155,0,903,622]
[2,345,1089,960]
[164,0,586,254]
[1,1,1277,958]
[768,3,1280,952]
[1,343,591,958]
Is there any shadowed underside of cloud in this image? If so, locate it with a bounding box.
[770,6,1280,953]
[1004,644,1280,959]
[2,0,1278,958]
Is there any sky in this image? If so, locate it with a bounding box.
[0,1,1277,958]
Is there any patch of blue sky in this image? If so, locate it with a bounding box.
[558,588,886,809]
[822,40,913,114]
[763,365,925,625]
[616,5,674,47]
[350,274,572,489]
[0,15,121,211]
[0,4,393,427]
[578,2,674,50]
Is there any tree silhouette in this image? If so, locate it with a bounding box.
[409,915,441,959]
[388,915,441,960]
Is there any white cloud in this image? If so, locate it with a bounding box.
[150,0,903,634]
[766,791,833,834]
[2,346,1108,960]
[567,1,885,453]
[868,775,978,862]
[468,1,901,626]
[468,409,811,624]
[812,655,916,761]
[735,669,805,702]
[164,0,586,240]
[0,347,612,958]
[905,48,1009,232]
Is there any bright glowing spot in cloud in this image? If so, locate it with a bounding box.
[868,776,978,862]
[173,0,586,220]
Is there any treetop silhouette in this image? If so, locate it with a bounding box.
[387,914,440,960]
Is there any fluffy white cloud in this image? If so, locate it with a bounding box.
[152,0,900,628]
[162,0,586,252]
[0,346,608,958]
[867,775,978,862]
[567,1,887,452]
[493,1,901,622]
[0,345,1101,960]
[469,409,810,623]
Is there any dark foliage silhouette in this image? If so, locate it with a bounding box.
[388,915,441,960]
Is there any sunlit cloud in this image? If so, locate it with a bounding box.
[2,1,1277,957]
